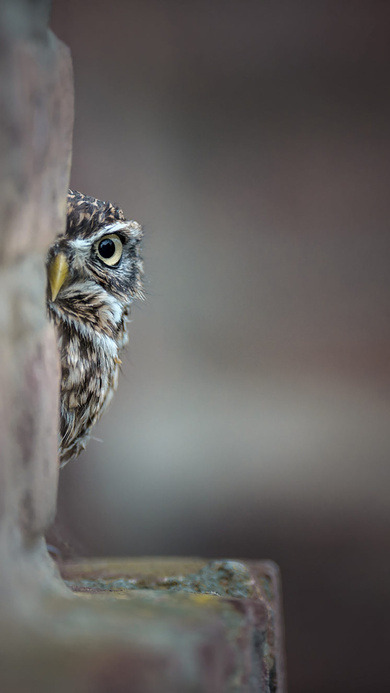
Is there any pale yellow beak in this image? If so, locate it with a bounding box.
[48,252,69,301]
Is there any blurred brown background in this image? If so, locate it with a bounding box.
[51,2,390,692]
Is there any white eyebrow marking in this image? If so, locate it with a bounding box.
[103,221,130,235]
[70,221,141,251]
[104,220,142,239]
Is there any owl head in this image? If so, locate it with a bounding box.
[46,190,143,337]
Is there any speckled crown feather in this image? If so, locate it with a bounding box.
[66,189,134,239]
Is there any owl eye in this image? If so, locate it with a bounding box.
[96,234,123,266]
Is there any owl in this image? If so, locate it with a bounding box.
[46,189,143,466]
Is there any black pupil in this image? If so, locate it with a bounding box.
[98,238,116,259]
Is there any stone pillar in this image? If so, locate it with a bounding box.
[0,0,73,610]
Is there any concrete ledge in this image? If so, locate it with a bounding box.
[0,557,286,692]
[59,556,286,692]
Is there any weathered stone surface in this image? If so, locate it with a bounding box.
[0,557,286,692]
[59,557,286,692]
[0,2,72,265]
[0,0,73,608]
[0,592,231,693]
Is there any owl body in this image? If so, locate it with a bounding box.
[47,190,143,466]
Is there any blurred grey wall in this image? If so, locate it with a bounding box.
[51,3,390,692]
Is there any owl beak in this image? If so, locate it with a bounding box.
[48,252,69,301]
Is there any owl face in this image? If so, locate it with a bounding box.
[46,192,143,337]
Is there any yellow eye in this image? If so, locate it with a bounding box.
[96,234,123,266]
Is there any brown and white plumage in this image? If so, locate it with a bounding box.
[46,189,143,466]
